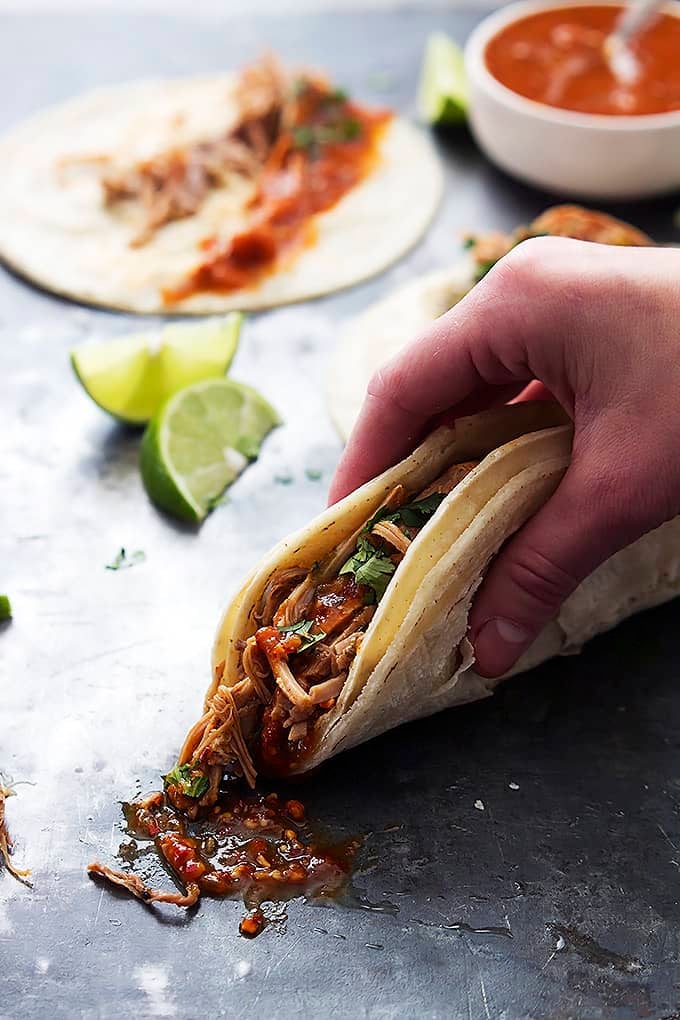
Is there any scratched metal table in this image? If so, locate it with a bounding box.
[3,8,680,1019]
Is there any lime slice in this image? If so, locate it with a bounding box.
[71,313,243,425]
[0,595,11,621]
[418,32,468,125]
[140,379,280,524]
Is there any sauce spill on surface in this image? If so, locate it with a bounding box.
[91,789,359,937]
[485,5,680,116]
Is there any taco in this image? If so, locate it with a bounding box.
[0,55,441,314]
[171,398,680,805]
[328,205,652,439]
[168,401,574,806]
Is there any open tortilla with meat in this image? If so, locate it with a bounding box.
[168,400,680,806]
[328,205,652,439]
[0,56,442,314]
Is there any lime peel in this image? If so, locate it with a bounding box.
[419,32,468,125]
[140,378,280,524]
[71,313,243,425]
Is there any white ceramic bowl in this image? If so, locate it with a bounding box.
[464,0,680,200]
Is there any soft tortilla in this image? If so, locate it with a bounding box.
[209,403,571,772]
[0,74,443,314]
[328,257,475,439]
[208,401,680,775]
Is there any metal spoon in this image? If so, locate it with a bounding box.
[603,0,663,84]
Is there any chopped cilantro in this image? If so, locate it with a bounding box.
[462,236,476,250]
[324,87,348,104]
[275,472,294,485]
[292,125,316,149]
[163,763,209,799]
[279,619,326,651]
[366,492,446,533]
[339,536,396,602]
[105,548,146,571]
[473,260,497,283]
[293,118,362,152]
[278,618,327,652]
[305,467,323,481]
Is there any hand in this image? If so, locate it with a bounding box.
[329,237,680,677]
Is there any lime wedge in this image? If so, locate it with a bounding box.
[71,313,243,426]
[0,595,11,621]
[140,378,280,524]
[418,32,468,125]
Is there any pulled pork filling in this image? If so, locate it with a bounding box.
[0,782,31,888]
[464,204,652,283]
[101,55,290,246]
[170,458,479,803]
[99,52,390,267]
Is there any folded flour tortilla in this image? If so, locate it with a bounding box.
[169,400,680,800]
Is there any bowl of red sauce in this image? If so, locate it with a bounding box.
[464,0,680,198]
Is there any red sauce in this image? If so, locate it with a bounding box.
[120,790,357,935]
[310,576,366,635]
[255,626,302,661]
[164,84,391,303]
[485,5,680,115]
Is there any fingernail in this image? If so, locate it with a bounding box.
[473,617,531,678]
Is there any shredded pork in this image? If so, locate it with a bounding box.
[371,519,411,554]
[100,54,293,246]
[254,566,307,624]
[88,861,200,907]
[0,784,31,888]
[179,462,484,784]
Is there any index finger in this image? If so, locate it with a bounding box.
[328,280,530,503]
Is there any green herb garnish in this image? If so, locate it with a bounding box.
[292,118,362,152]
[305,468,323,481]
[339,536,396,603]
[278,619,327,652]
[105,548,146,571]
[292,125,316,149]
[163,763,209,799]
[366,492,446,533]
[0,595,11,621]
[324,87,348,104]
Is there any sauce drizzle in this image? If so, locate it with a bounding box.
[164,81,391,302]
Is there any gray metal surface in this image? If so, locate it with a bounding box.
[2,9,680,1019]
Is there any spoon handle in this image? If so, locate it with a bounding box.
[613,0,663,46]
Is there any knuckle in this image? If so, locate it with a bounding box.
[504,544,580,618]
[366,358,411,412]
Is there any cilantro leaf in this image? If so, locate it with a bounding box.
[324,87,348,104]
[339,536,396,602]
[365,492,446,534]
[106,547,146,571]
[163,763,209,799]
[292,125,316,150]
[293,118,362,152]
[278,619,327,652]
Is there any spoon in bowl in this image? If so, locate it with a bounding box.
[603,0,663,83]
